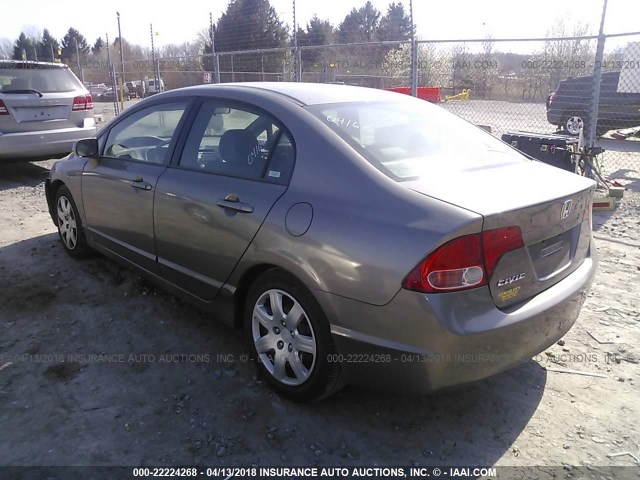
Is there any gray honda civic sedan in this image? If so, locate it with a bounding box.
[45,83,597,401]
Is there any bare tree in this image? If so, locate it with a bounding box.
[0,38,13,59]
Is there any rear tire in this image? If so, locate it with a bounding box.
[54,185,91,259]
[244,269,342,402]
[563,113,585,136]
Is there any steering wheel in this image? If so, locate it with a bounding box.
[105,143,137,160]
[144,139,172,164]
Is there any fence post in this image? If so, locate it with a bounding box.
[586,0,608,168]
[411,41,418,96]
[110,65,119,116]
[209,13,221,84]
[295,47,302,82]
[106,32,119,116]
[409,0,418,96]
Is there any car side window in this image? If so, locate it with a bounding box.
[178,101,295,184]
[103,101,188,165]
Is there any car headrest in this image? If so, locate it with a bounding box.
[7,78,29,90]
[219,129,259,167]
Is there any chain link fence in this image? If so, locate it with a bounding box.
[93,33,640,181]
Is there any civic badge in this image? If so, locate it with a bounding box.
[561,200,573,219]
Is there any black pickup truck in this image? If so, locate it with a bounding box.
[546,70,640,135]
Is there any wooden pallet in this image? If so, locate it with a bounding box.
[592,197,616,211]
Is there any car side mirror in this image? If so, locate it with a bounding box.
[74,138,99,158]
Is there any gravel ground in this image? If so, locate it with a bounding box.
[0,156,639,472]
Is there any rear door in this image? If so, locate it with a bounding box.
[82,100,191,272]
[154,99,295,300]
[0,64,90,133]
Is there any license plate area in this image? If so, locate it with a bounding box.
[14,106,68,122]
[527,224,581,280]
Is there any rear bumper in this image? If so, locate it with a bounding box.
[0,122,96,161]
[318,247,597,394]
[546,109,563,126]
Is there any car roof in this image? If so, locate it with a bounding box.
[180,82,404,106]
[0,60,68,69]
[562,70,620,82]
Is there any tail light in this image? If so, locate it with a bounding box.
[0,100,8,115]
[547,92,556,108]
[482,226,524,278]
[72,94,94,111]
[402,226,524,293]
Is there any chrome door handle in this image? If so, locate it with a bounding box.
[130,178,152,190]
[217,194,254,213]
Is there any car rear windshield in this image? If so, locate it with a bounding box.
[0,66,83,93]
[306,100,527,181]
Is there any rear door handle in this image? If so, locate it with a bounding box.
[217,193,254,213]
[130,177,152,190]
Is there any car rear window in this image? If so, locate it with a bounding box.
[0,65,83,93]
[306,100,526,181]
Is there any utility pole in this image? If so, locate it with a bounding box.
[117,12,125,110]
[410,0,418,97]
[586,0,608,161]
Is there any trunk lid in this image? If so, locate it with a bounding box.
[404,158,596,308]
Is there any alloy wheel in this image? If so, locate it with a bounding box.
[251,289,317,386]
[565,115,584,135]
[57,195,78,250]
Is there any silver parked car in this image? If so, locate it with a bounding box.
[45,83,597,401]
[0,60,96,161]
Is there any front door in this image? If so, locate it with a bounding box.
[82,100,190,272]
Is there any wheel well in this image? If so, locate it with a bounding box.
[231,264,318,331]
[232,264,280,330]
[48,180,66,217]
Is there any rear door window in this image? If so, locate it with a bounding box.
[178,101,295,184]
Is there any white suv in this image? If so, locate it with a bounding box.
[0,60,96,161]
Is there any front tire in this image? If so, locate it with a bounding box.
[244,269,342,402]
[54,185,91,258]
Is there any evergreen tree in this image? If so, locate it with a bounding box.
[297,16,335,65]
[215,0,288,52]
[378,2,413,41]
[61,27,90,64]
[337,1,381,44]
[92,37,104,55]
[12,32,36,61]
[215,0,289,77]
[38,29,60,62]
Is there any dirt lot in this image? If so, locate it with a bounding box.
[0,158,639,473]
